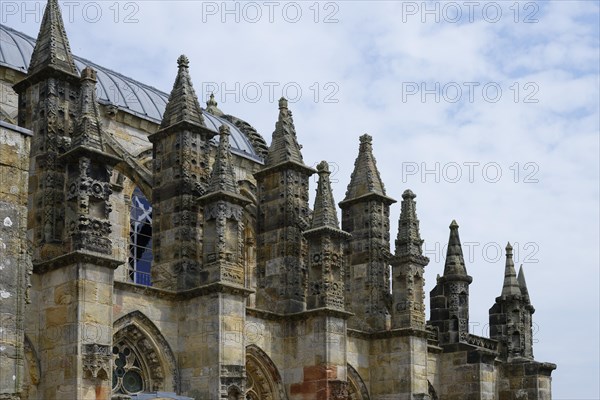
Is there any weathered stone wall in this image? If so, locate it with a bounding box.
[0,122,31,398]
[0,68,22,124]
[499,361,555,400]
[346,334,371,393]
[368,334,430,399]
[438,348,497,400]
[426,347,442,395]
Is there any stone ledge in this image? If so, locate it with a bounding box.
[33,251,123,274]
[246,306,353,321]
[114,280,253,300]
[347,327,430,340]
[0,120,32,136]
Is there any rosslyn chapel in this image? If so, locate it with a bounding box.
[0,1,556,399]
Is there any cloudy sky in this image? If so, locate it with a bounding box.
[4,0,599,397]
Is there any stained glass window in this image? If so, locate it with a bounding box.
[129,187,152,286]
[112,343,145,394]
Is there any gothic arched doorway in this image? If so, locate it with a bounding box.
[245,345,288,400]
[347,363,370,400]
[112,311,179,396]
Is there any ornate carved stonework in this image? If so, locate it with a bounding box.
[82,343,111,380]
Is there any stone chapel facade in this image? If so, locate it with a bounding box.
[0,1,556,399]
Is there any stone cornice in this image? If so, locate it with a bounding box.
[246,307,353,321]
[33,251,123,274]
[338,192,397,208]
[347,327,430,340]
[114,280,254,301]
[254,160,317,178]
[13,66,80,93]
[147,122,216,143]
[0,120,33,136]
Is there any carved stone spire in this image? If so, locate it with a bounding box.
[28,0,78,77]
[443,220,469,277]
[254,98,314,314]
[160,55,206,130]
[70,67,105,152]
[518,265,531,301]
[265,97,305,166]
[391,189,429,329]
[206,93,224,116]
[501,243,522,297]
[342,134,390,203]
[304,161,350,311]
[340,134,395,331]
[395,189,427,262]
[207,125,239,196]
[490,250,536,360]
[429,220,472,344]
[310,161,340,230]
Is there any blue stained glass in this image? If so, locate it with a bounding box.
[129,187,153,286]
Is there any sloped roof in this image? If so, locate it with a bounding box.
[0,25,261,161]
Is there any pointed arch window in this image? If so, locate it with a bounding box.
[112,342,146,394]
[129,187,152,286]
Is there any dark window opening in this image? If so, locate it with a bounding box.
[129,187,152,286]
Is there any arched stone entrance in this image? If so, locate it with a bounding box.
[245,345,288,400]
[112,311,179,396]
[347,364,370,400]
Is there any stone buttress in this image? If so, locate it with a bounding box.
[289,161,351,399]
[368,189,430,399]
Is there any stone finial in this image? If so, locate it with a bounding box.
[160,55,205,129]
[517,264,531,300]
[443,220,470,278]
[279,97,288,110]
[71,67,105,151]
[177,54,190,68]
[219,124,230,136]
[501,242,521,297]
[80,67,97,82]
[206,93,224,117]
[341,134,392,204]
[395,189,427,262]
[265,98,305,166]
[207,124,238,194]
[208,92,218,106]
[28,0,78,76]
[317,160,330,173]
[310,161,340,230]
[359,133,372,144]
[402,189,416,200]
